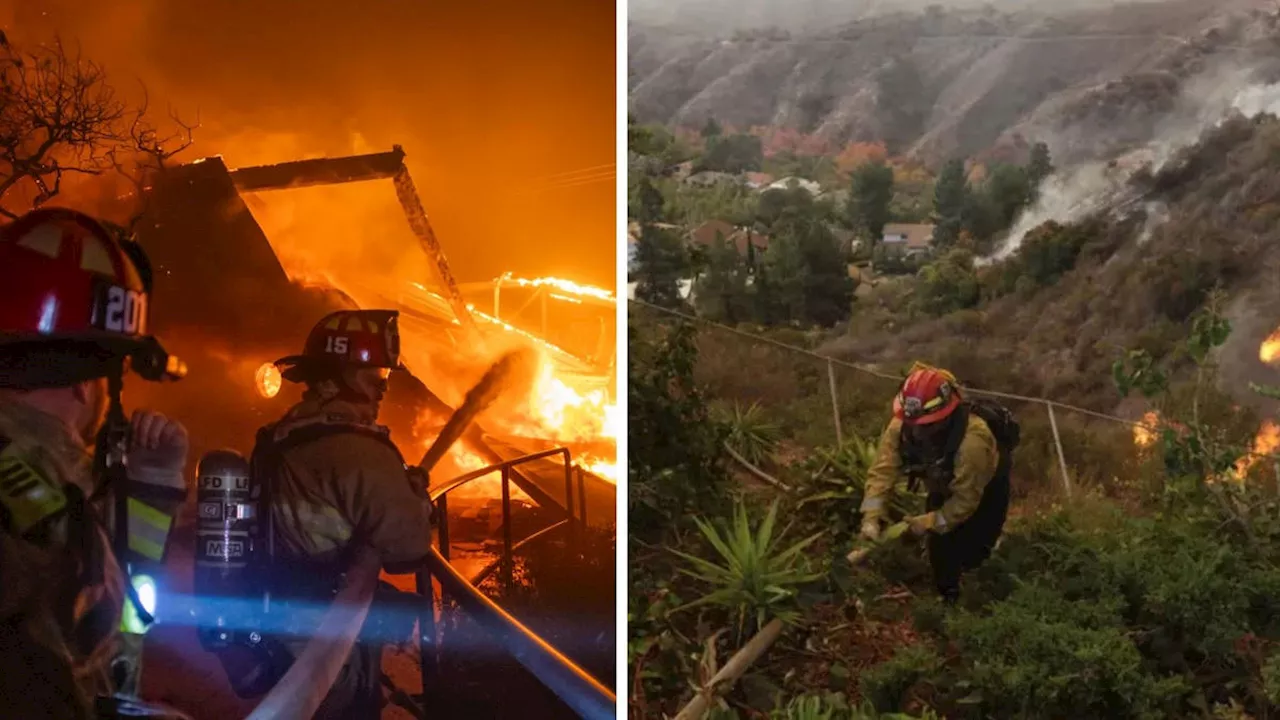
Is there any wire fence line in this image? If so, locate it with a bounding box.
[630,299,1276,498]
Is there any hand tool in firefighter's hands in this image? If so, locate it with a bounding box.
[416,348,532,474]
[846,521,909,566]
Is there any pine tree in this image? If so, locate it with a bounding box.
[1027,142,1054,201]
[933,158,968,249]
[633,176,687,308]
[848,159,895,244]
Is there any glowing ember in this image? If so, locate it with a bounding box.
[1262,328,1280,363]
[255,362,282,399]
[497,273,616,303]
[1133,411,1160,448]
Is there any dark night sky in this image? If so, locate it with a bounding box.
[0,0,617,288]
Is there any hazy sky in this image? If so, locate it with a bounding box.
[630,0,1182,32]
[0,0,617,287]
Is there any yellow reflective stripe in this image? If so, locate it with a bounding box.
[127,497,173,561]
[0,451,67,535]
[923,396,943,410]
[289,503,352,553]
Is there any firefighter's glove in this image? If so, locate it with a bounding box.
[859,517,882,542]
[906,512,939,537]
[127,410,190,491]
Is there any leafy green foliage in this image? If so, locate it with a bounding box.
[670,498,825,636]
[701,133,765,174]
[628,317,729,541]
[915,249,980,316]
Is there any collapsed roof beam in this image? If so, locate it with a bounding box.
[225,145,477,333]
[227,146,407,192]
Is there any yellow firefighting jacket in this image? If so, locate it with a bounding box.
[0,400,125,719]
[0,401,187,718]
[859,413,1000,534]
[263,395,432,573]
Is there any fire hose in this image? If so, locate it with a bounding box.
[245,348,530,720]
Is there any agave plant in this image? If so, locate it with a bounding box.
[716,400,783,466]
[770,692,850,719]
[670,498,825,637]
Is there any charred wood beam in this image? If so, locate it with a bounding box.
[227,146,408,192]
[226,145,476,333]
[392,166,477,333]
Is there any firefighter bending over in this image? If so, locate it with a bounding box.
[252,309,432,719]
[859,363,1019,604]
[0,209,191,718]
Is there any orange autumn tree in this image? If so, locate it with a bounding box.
[834,141,889,175]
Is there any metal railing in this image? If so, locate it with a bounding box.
[415,448,615,719]
[240,447,613,719]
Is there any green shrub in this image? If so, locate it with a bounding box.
[859,643,944,712]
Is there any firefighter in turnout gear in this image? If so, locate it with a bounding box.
[0,208,191,719]
[249,309,432,719]
[859,363,1018,604]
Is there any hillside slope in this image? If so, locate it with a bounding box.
[823,111,1280,424]
[629,0,1274,164]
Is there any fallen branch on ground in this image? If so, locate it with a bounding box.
[723,442,791,491]
[673,617,786,720]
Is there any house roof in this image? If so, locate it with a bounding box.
[765,176,821,194]
[689,219,768,255]
[882,223,935,250]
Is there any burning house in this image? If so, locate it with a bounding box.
[119,146,617,517]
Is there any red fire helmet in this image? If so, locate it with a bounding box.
[0,208,184,386]
[275,309,406,383]
[893,363,962,426]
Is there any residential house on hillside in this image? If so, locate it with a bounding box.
[764,176,821,195]
[689,219,769,257]
[881,223,934,255]
[744,171,775,190]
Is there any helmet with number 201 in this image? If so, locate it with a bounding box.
[274,309,405,384]
[0,208,185,387]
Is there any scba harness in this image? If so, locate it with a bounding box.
[195,414,426,698]
[0,433,168,630]
[898,398,1021,496]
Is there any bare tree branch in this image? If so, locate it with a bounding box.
[107,80,200,233]
[0,36,127,216]
[0,34,199,229]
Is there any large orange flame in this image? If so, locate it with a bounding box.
[1234,420,1280,480]
[1133,411,1160,448]
[1261,327,1280,364]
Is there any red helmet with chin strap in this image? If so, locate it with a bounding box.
[893,363,962,426]
[0,208,185,387]
[275,309,405,384]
